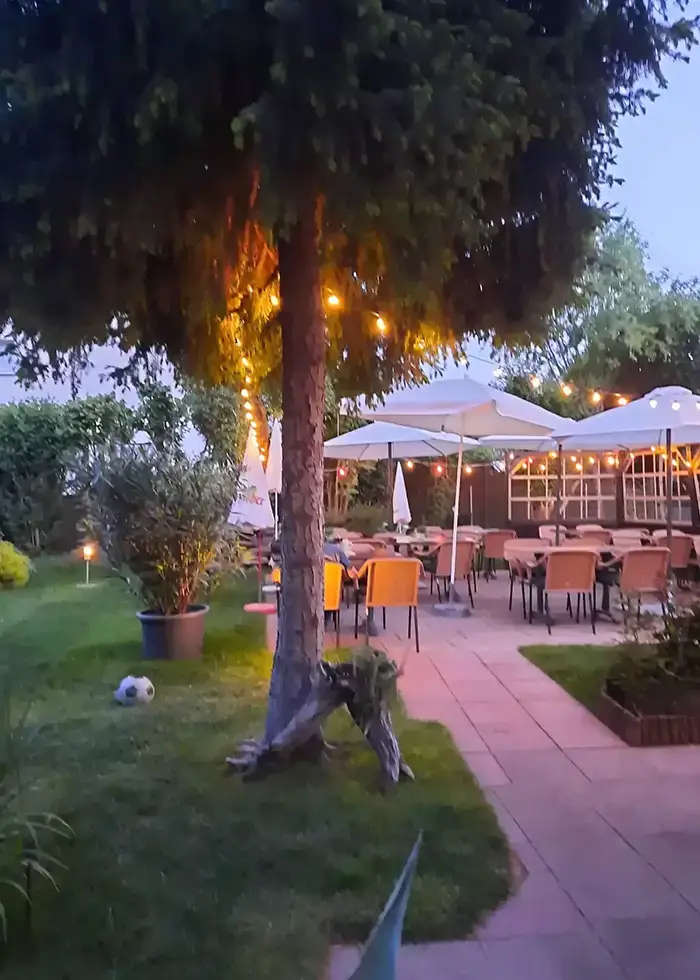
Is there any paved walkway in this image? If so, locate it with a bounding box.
[329,576,700,980]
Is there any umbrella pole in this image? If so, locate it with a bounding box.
[449,436,463,600]
[257,530,263,602]
[274,492,279,540]
[387,442,394,526]
[666,427,673,549]
[555,442,563,546]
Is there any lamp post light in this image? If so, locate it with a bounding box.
[82,543,95,586]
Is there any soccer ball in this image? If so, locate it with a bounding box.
[114,675,155,706]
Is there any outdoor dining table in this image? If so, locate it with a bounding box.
[503,538,643,621]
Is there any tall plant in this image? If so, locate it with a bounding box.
[84,449,243,615]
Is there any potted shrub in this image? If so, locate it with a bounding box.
[84,448,242,660]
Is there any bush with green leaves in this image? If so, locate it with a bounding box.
[342,504,387,538]
[84,448,244,615]
[0,542,32,589]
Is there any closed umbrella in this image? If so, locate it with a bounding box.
[392,463,412,528]
[364,377,570,601]
[228,426,275,598]
[266,419,283,537]
[553,385,700,544]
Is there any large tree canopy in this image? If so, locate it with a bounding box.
[0,0,695,747]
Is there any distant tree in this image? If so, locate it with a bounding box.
[0,0,694,753]
[501,217,700,408]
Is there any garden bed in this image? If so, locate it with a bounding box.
[596,684,700,747]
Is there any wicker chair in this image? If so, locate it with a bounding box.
[532,548,599,635]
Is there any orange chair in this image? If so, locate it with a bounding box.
[668,534,694,588]
[355,557,422,651]
[270,562,345,645]
[577,528,612,546]
[532,549,599,635]
[617,547,670,623]
[482,529,517,580]
[430,539,476,606]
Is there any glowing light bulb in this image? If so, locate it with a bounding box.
[327,293,340,308]
[245,375,252,383]
[561,383,573,397]
[246,411,253,420]
[591,391,602,404]
[83,543,94,561]
[508,452,515,460]
[530,376,541,390]
[651,446,656,452]
[241,388,249,398]
[575,462,583,472]
[244,401,252,410]
[606,456,615,466]
[270,295,279,308]
[241,356,250,368]
[570,455,577,462]
[338,466,346,478]
[539,464,546,472]
[464,465,473,475]
[406,460,414,470]
[376,316,387,333]
[588,456,595,464]
[436,464,444,475]
[549,451,557,459]
[617,396,628,406]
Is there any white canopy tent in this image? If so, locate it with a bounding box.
[392,462,412,528]
[363,377,572,599]
[553,386,700,542]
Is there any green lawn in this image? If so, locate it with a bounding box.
[520,643,621,709]
[0,559,510,980]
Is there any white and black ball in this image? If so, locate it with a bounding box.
[114,675,155,706]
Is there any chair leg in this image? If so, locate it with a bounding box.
[467,574,474,609]
[545,593,551,634]
[436,578,442,603]
[566,594,572,618]
[521,579,527,620]
[354,592,359,639]
[528,582,534,624]
[407,605,412,638]
[382,607,386,630]
[413,606,420,653]
[336,611,340,648]
[473,565,478,593]
[582,594,587,619]
[430,574,434,596]
[365,610,370,643]
[576,594,581,623]
[591,589,597,635]
[509,572,514,611]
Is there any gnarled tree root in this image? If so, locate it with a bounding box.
[226,659,413,787]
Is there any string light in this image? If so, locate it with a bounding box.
[244,401,252,410]
[241,388,249,398]
[508,452,515,460]
[530,376,542,390]
[549,451,558,459]
[245,411,253,420]
[617,396,628,406]
[406,460,414,470]
[606,455,616,466]
[338,466,347,478]
[539,463,546,472]
[270,295,279,308]
[327,293,340,308]
[588,456,595,465]
[241,356,250,368]
[570,455,578,462]
[591,391,602,404]
[575,462,583,472]
[376,316,388,334]
[561,383,573,397]
[464,465,473,475]
[435,464,444,475]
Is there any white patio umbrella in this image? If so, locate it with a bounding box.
[266,419,283,537]
[392,462,412,528]
[325,421,476,522]
[228,426,275,597]
[553,385,700,543]
[363,377,570,599]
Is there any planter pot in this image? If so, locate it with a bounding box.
[596,688,700,747]
[136,605,209,661]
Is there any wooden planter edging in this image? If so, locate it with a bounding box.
[596,689,700,747]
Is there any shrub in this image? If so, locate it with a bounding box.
[0,542,32,589]
[83,448,244,615]
[343,504,387,537]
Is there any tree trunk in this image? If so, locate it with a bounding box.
[264,201,325,743]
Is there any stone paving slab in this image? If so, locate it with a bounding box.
[327,578,700,980]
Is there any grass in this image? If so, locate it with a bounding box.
[520,643,621,710]
[0,558,510,980]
